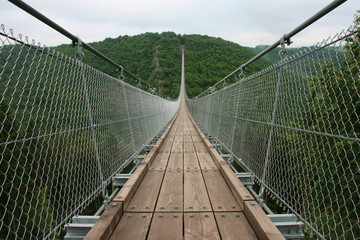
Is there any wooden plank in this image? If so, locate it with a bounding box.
[155,170,183,212]
[191,134,203,143]
[244,201,286,240]
[208,147,227,167]
[184,169,212,212]
[214,212,258,240]
[197,152,218,170]
[183,129,191,136]
[205,146,255,208]
[190,129,200,137]
[109,213,152,240]
[184,135,200,170]
[113,164,147,210]
[184,213,220,240]
[159,141,173,153]
[147,213,183,240]
[192,140,207,152]
[166,152,183,171]
[184,150,200,170]
[150,152,170,170]
[202,169,242,212]
[184,136,195,150]
[84,202,123,240]
[171,136,183,153]
[184,135,193,143]
[126,170,164,212]
[218,162,255,209]
[164,134,175,142]
[175,130,184,136]
[189,119,209,143]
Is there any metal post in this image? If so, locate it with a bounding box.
[121,74,137,155]
[76,40,106,199]
[230,73,244,152]
[258,41,288,206]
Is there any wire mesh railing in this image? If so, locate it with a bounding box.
[187,22,360,239]
[0,25,179,239]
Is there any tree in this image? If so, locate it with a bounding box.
[301,11,360,239]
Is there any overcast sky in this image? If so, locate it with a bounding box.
[0,0,358,48]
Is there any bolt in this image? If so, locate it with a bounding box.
[127,214,132,218]
[160,207,164,210]
[174,206,178,209]
[131,206,135,209]
[145,206,149,209]
[221,214,225,218]
[159,214,163,218]
[112,203,117,207]
[231,205,236,209]
[218,206,222,209]
[189,206,193,209]
[250,203,256,206]
[204,214,209,218]
[173,214,178,218]
[202,206,207,209]
[235,214,240,218]
[118,196,122,199]
[190,214,194,218]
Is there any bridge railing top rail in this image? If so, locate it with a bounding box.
[192,0,347,99]
[6,0,172,98]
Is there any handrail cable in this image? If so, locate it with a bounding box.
[194,0,347,98]
[7,0,154,92]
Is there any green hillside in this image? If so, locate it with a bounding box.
[55,32,271,99]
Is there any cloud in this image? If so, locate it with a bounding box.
[0,0,358,47]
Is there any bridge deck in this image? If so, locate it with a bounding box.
[84,46,285,240]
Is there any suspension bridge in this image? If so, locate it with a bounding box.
[82,46,285,239]
[1,0,359,239]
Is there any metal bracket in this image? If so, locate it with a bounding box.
[268,214,304,239]
[64,216,99,239]
[113,173,132,187]
[236,172,255,186]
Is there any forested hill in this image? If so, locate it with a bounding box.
[55,32,271,99]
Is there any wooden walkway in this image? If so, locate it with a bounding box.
[84,46,285,240]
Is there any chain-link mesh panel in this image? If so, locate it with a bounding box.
[0,25,179,239]
[187,24,360,239]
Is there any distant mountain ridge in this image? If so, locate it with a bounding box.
[55,32,271,98]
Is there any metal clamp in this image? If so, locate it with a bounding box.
[118,66,125,81]
[278,35,289,60]
[278,34,291,60]
[239,67,245,79]
[74,37,84,62]
[223,79,227,88]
